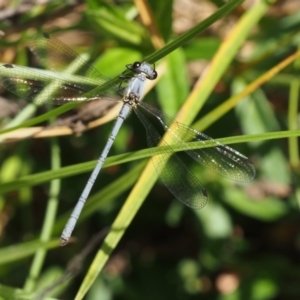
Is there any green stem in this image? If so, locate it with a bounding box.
[23,136,61,292]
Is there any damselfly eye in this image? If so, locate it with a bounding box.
[132,62,141,69]
[152,70,157,79]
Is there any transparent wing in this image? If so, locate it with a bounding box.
[0,33,122,104]
[139,102,255,182]
[134,107,208,210]
[28,33,111,85]
[0,63,105,104]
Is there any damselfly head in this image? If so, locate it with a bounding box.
[128,61,157,80]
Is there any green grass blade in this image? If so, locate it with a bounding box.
[0,239,59,266]
[145,0,245,63]
[1,129,300,195]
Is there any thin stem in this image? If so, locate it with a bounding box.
[23,135,61,292]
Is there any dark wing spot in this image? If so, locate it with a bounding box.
[202,188,208,198]
[42,33,50,39]
[3,64,13,68]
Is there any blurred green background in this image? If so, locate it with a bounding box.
[0,0,300,299]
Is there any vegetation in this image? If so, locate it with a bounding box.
[0,0,299,299]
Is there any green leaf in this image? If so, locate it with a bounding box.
[149,0,173,40]
[184,37,221,60]
[86,2,147,46]
[197,201,232,238]
[224,189,288,221]
[93,47,141,77]
[156,48,189,116]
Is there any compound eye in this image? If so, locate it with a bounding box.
[152,70,158,79]
[132,61,141,69]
